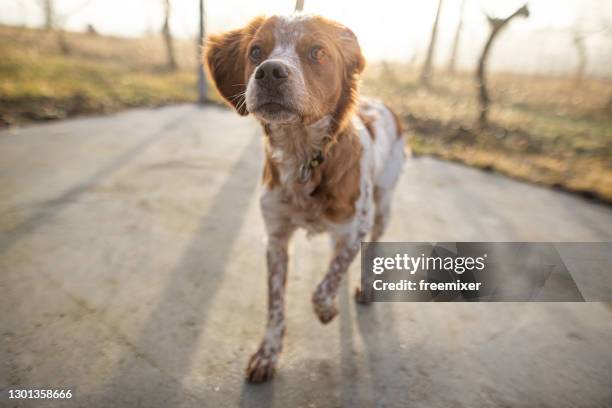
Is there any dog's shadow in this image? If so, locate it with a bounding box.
[239,379,275,408]
[238,278,413,407]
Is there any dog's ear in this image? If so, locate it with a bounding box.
[204,17,264,116]
[338,27,365,77]
[326,22,365,135]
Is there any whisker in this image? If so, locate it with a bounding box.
[236,98,248,112]
[228,90,246,101]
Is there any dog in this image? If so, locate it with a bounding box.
[204,14,406,383]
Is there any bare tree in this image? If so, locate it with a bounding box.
[605,95,612,115]
[40,0,55,30]
[56,28,71,54]
[476,3,529,127]
[162,0,178,70]
[572,30,587,84]
[420,0,444,87]
[37,0,93,55]
[570,12,612,85]
[447,0,466,74]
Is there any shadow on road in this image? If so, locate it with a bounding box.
[236,279,409,407]
[239,379,276,408]
[93,133,262,406]
[0,109,190,255]
[354,294,409,405]
[339,280,371,406]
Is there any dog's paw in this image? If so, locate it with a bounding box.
[246,348,277,384]
[312,295,338,324]
[354,286,373,305]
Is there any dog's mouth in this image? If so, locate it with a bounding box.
[251,101,298,123]
[256,102,293,114]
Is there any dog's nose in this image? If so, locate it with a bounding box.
[255,61,289,85]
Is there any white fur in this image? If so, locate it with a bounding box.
[244,15,406,383]
[245,16,310,122]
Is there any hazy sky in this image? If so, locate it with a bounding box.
[2,0,611,76]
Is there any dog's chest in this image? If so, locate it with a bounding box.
[277,176,330,235]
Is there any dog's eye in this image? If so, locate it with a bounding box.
[249,46,262,62]
[309,46,326,64]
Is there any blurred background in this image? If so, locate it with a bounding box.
[0,0,611,201]
[1,3,611,406]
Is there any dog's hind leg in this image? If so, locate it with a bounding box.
[354,186,393,305]
[356,137,406,304]
[370,186,393,242]
[372,137,405,242]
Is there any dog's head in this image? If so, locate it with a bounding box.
[205,15,365,131]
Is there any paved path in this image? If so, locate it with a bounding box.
[1,105,611,407]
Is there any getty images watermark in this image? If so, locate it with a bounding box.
[372,251,487,292]
[360,243,612,302]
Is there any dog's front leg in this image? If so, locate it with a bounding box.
[312,229,367,324]
[246,231,293,383]
[247,193,295,383]
[246,233,292,383]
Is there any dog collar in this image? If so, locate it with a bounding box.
[299,150,325,181]
[307,150,324,168]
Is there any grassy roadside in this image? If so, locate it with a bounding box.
[0,25,202,125]
[0,49,197,122]
[1,25,610,202]
[362,64,612,203]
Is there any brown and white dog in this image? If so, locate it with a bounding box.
[205,14,406,383]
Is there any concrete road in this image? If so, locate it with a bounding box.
[1,104,611,408]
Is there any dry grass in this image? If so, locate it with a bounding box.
[0,25,206,125]
[362,63,612,203]
[1,25,610,202]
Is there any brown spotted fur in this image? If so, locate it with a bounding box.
[203,15,402,384]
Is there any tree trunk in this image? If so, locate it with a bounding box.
[476,4,529,128]
[420,0,444,87]
[476,27,498,127]
[447,0,466,74]
[57,29,71,55]
[572,32,587,84]
[42,0,54,30]
[295,0,304,12]
[604,95,612,115]
[197,0,208,104]
[162,0,178,71]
